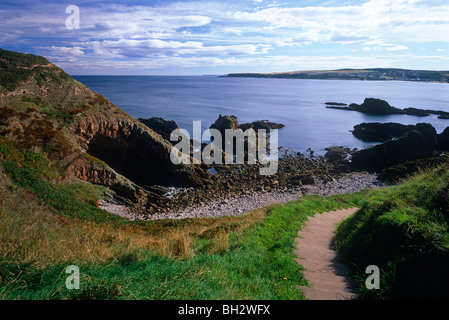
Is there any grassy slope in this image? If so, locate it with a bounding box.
[0,135,365,299]
[335,165,449,299]
[3,128,449,299]
[2,125,449,299]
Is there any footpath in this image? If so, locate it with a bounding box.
[295,208,359,300]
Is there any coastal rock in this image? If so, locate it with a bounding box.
[0,49,207,210]
[324,146,351,162]
[354,98,403,115]
[437,127,449,151]
[239,120,285,130]
[402,108,430,117]
[66,154,145,202]
[209,114,284,162]
[210,114,240,133]
[351,130,435,170]
[326,98,447,118]
[210,114,285,133]
[324,102,348,106]
[288,174,315,186]
[138,117,180,141]
[353,122,437,143]
[72,111,206,188]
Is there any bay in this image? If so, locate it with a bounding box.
[73,75,449,155]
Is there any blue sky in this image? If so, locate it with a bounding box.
[1,0,448,75]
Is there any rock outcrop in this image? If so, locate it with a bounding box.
[352,122,437,143]
[351,130,436,170]
[437,127,449,151]
[326,97,449,119]
[0,49,206,211]
[326,98,403,114]
[138,117,180,141]
[71,111,204,188]
[210,114,284,133]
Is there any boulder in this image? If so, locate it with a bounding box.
[352,122,437,143]
[351,130,435,170]
[324,146,351,162]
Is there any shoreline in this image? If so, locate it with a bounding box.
[100,171,387,221]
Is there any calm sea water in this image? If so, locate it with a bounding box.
[73,75,449,155]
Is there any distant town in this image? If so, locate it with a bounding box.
[225,68,449,83]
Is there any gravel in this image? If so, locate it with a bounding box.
[100,171,387,221]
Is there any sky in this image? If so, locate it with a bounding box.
[1,0,448,75]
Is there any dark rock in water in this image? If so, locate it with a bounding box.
[324,102,348,106]
[353,122,437,143]
[210,114,284,133]
[209,114,284,161]
[326,98,445,118]
[351,130,436,170]
[354,98,403,115]
[210,114,239,133]
[138,117,180,141]
[402,108,430,117]
[325,98,402,114]
[240,120,285,131]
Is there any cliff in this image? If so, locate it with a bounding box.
[0,49,205,213]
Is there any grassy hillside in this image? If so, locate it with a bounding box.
[2,131,449,299]
[226,68,449,82]
[335,164,449,299]
[0,134,366,299]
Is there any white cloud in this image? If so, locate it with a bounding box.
[2,0,449,72]
[35,46,85,56]
[385,45,409,51]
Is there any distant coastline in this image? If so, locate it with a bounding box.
[224,68,449,83]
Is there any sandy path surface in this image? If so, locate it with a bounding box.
[295,208,359,300]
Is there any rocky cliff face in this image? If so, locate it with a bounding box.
[0,49,205,212]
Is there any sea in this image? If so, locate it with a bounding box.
[73,75,449,155]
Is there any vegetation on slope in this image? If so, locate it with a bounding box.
[335,164,449,299]
[0,134,365,299]
[2,130,449,300]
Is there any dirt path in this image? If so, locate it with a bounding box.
[295,208,359,300]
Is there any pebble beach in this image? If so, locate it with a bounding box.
[100,171,386,221]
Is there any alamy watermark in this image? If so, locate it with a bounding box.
[65,265,80,290]
[65,5,80,29]
[365,265,380,290]
[169,121,279,175]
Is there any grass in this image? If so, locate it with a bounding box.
[3,127,449,299]
[335,165,449,299]
[0,187,362,299]
[0,135,367,299]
